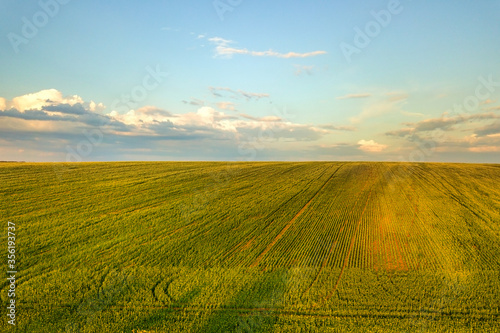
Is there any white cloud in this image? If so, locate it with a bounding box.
[336,93,371,100]
[209,37,327,59]
[401,111,425,117]
[319,124,356,131]
[294,65,314,76]
[109,106,173,127]
[8,89,83,112]
[357,139,388,152]
[216,101,236,111]
[209,87,270,100]
[1,89,90,114]
[89,101,105,112]
[239,114,282,122]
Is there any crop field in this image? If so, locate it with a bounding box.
[1,162,500,332]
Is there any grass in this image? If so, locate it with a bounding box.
[1,161,499,332]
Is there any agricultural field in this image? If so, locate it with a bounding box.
[1,161,500,332]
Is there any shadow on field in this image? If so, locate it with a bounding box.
[199,268,288,333]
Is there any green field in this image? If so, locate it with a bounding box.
[1,162,500,332]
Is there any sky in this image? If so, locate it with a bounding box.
[1,0,499,162]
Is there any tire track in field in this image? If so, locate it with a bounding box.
[249,164,343,268]
[27,304,500,320]
[316,187,373,307]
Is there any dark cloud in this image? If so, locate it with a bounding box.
[389,113,500,138]
[412,117,458,132]
[475,121,500,136]
[412,113,500,132]
[182,98,205,106]
[0,108,71,122]
[385,128,414,137]
[319,124,355,131]
[42,103,88,115]
[0,105,130,133]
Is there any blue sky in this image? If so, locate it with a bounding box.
[1,0,500,162]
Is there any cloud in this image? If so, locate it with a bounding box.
[401,111,425,117]
[469,146,500,153]
[3,91,498,162]
[336,93,371,100]
[89,101,105,112]
[208,87,269,100]
[216,101,236,111]
[385,128,415,137]
[182,98,205,106]
[412,117,458,132]
[350,93,408,124]
[474,121,500,136]
[357,140,388,152]
[481,99,496,105]
[108,106,173,127]
[319,124,356,131]
[294,65,314,76]
[239,114,282,122]
[430,133,500,155]
[0,90,124,134]
[161,27,180,32]
[105,104,326,144]
[0,108,73,122]
[6,89,83,112]
[386,92,409,103]
[42,103,88,115]
[208,37,327,59]
[1,89,105,116]
[384,113,500,156]
[397,113,500,134]
[239,91,270,100]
